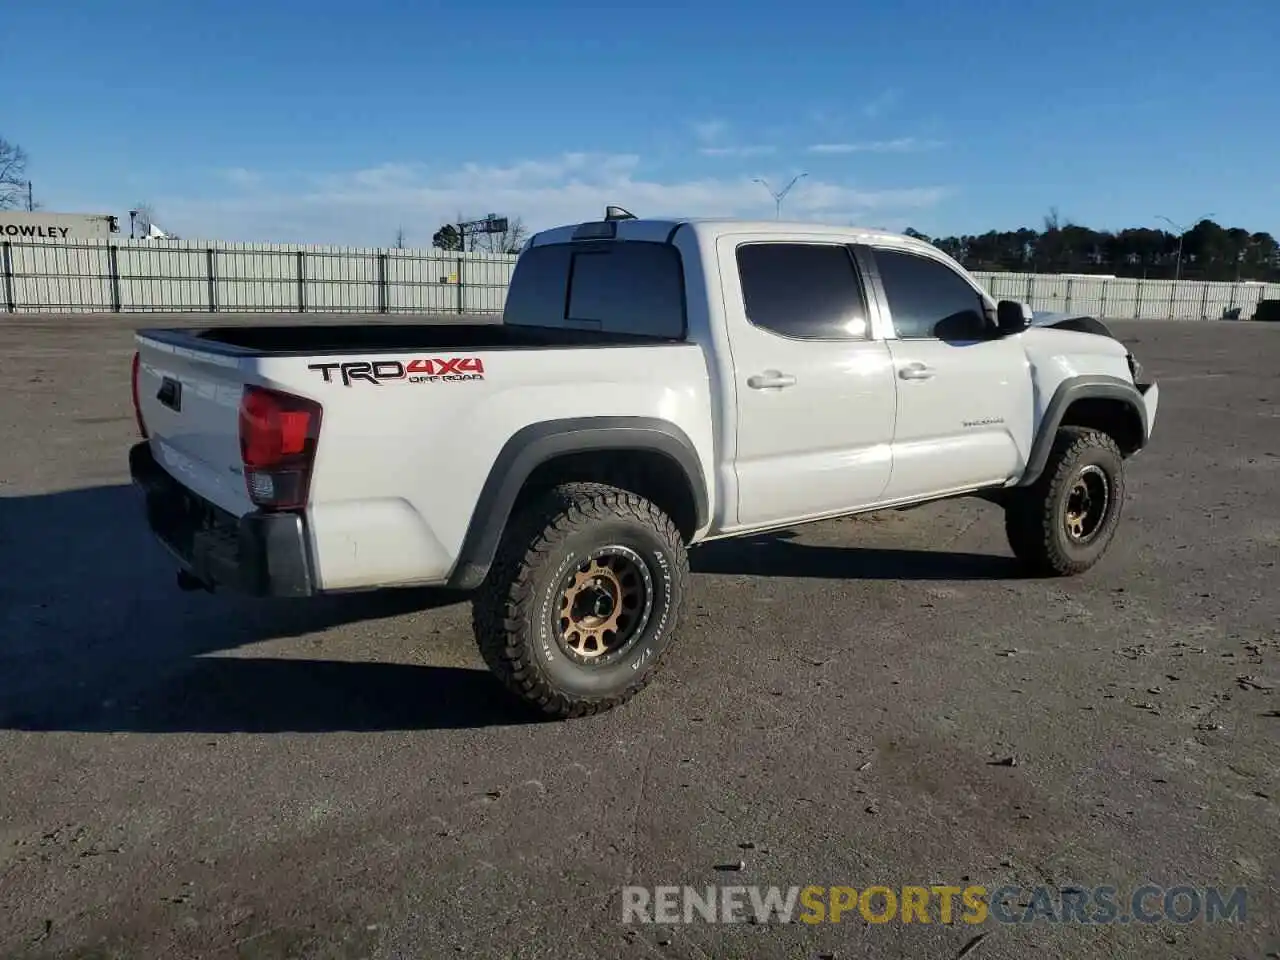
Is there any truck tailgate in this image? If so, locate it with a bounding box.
[134,334,254,518]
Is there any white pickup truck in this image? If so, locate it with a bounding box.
[129,209,1159,717]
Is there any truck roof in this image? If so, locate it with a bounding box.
[528,215,936,254]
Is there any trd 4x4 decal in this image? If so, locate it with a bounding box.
[308,357,485,386]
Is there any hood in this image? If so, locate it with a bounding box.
[1029,310,1118,340]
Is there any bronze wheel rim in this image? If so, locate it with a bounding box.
[556,545,653,665]
[1064,464,1110,543]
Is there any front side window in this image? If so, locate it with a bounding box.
[736,242,871,340]
[874,248,990,340]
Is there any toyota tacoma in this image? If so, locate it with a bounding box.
[128,209,1159,717]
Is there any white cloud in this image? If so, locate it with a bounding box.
[691,119,778,159]
[862,88,901,118]
[808,138,944,155]
[692,119,729,143]
[156,152,951,245]
[219,167,264,189]
[699,145,777,158]
[806,106,841,130]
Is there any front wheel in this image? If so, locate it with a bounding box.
[472,482,689,718]
[1004,427,1127,576]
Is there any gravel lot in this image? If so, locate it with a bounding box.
[1,313,1277,959]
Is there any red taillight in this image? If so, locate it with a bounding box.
[238,385,322,510]
[131,351,149,438]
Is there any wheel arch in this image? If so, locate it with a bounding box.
[1019,376,1148,486]
[447,417,709,590]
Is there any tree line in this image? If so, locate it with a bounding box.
[905,209,1280,282]
[0,136,33,210]
[430,217,528,254]
[6,127,1276,278]
[423,207,1280,282]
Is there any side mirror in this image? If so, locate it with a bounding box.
[997,299,1033,335]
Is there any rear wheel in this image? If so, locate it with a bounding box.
[1004,426,1127,576]
[472,482,688,718]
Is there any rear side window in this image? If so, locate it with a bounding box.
[735,242,870,339]
[503,241,686,338]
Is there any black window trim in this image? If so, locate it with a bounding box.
[733,239,875,343]
[863,243,997,341]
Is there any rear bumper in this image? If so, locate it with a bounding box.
[129,441,316,598]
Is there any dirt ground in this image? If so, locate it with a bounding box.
[1,313,1277,959]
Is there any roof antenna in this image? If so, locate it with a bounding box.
[604,205,636,222]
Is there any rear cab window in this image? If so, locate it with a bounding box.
[503,240,687,339]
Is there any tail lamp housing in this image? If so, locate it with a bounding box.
[130,351,149,439]
[238,385,323,510]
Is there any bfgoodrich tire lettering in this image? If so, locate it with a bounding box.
[1004,426,1127,576]
[472,482,688,718]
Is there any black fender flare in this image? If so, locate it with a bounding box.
[446,416,709,590]
[1018,375,1149,486]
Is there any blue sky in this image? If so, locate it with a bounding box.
[8,0,1278,245]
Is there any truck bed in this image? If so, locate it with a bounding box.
[138,321,682,358]
[132,319,713,592]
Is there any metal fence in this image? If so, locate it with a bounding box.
[975,272,1280,321]
[1,238,515,315]
[3,237,1279,319]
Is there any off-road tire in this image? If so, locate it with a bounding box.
[1004,426,1127,576]
[472,482,689,718]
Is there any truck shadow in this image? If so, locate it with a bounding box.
[0,483,539,734]
[2,486,1021,735]
[690,531,1025,580]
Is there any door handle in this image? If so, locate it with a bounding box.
[747,370,797,390]
[897,362,935,381]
